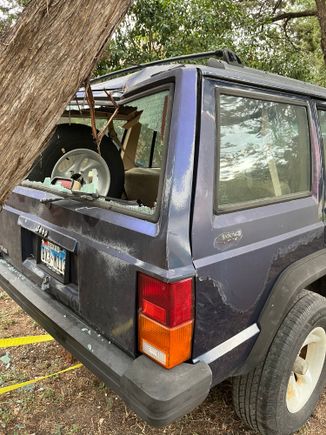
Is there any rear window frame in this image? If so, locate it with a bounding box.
[28,82,175,224]
[214,86,313,214]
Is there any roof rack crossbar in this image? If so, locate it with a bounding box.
[91,48,243,84]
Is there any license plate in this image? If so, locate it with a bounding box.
[40,240,66,276]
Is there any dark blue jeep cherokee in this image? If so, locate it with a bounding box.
[1,49,326,434]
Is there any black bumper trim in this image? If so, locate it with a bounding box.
[0,259,212,426]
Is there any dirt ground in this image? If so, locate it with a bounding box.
[0,288,325,435]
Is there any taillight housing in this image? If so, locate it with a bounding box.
[138,273,193,369]
[139,274,193,327]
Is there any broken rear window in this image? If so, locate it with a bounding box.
[25,87,172,219]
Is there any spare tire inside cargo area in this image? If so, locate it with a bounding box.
[28,123,125,198]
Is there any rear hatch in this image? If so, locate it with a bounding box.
[1,190,159,356]
[0,67,197,357]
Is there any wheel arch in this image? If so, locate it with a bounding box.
[241,248,326,373]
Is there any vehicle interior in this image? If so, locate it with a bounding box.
[26,88,171,215]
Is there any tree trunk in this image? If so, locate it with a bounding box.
[315,0,326,64]
[0,0,133,205]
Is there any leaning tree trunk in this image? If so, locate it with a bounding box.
[0,0,133,205]
[315,0,326,64]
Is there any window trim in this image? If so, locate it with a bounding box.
[214,86,313,214]
[316,106,326,193]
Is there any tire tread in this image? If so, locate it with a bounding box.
[232,290,326,434]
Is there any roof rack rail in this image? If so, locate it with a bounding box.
[91,48,243,84]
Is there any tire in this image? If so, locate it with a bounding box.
[233,290,326,435]
[28,123,125,198]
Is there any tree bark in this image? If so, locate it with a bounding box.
[272,9,317,22]
[0,0,133,205]
[315,0,326,64]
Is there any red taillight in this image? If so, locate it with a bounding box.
[139,274,192,327]
[138,273,194,369]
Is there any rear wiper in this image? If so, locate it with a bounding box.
[40,190,141,207]
[21,180,143,207]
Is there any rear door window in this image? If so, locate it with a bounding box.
[216,93,311,211]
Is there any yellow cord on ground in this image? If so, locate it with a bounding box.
[0,363,83,395]
[0,334,54,348]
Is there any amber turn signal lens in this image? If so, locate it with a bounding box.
[139,313,193,369]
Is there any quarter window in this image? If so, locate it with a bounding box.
[318,109,326,145]
[133,91,169,168]
[216,94,311,210]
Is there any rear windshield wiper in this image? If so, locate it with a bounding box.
[21,180,143,207]
[40,190,141,207]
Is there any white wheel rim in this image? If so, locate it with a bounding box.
[286,326,326,413]
[51,149,111,196]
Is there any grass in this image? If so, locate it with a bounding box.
[0,288,325,434]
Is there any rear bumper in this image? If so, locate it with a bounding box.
[0,259,212,427]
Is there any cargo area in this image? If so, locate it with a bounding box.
[25,86,173,219]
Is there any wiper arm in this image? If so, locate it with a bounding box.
[21,180,143,207]
[40,190,141,207]
[40,191,102,204]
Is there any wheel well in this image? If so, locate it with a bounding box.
[240,249,326,374]
[306,276,326,298]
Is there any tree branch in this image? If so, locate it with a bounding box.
[272,1,284,15]
[282,18,300,51]
[272,9,317,22]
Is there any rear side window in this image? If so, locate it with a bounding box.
[216,94,311,210]
[133,91,169,168]
[318,109,326,144]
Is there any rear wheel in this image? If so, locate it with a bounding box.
[233,290,326,434]
[28,123,125,198]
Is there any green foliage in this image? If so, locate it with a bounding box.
[97,0,325,86]
[239,0,324,84]
[97,0,244,74]
[0,0,325,85]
